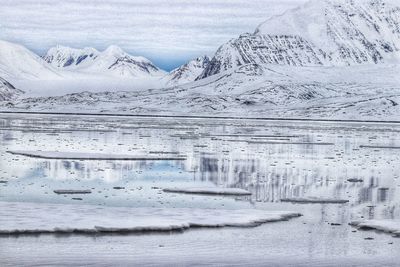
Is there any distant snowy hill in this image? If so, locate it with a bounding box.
[0,77,23,101]
[0,40,60,80]
[8,63,400,120]
[44,46,99,68]
[163,56,210,86]
[199,0,400,79]
[44,45,165,78]
[0,41,168,95]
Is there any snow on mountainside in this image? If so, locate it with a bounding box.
[0,40,60,80]
[0,41,168,94]
[2,0,400,121]
[6,63,400,120]
[198,0,400,79]
[44,45,165,78]
[163,56,210,86]
[44,45,99,68]
[0,77,23,101]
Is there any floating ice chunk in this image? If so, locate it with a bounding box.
[0,201,300,235]
[347,178,363,183]
[351,220,400,237]
[113,187,125,190]
[281,197,349,204]
[163,187,251,196]
[7,150,186,161]
[54,190,92,194]
[247,141,334,146]
[360,145,400,149]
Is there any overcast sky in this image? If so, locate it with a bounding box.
[0,0,307,70]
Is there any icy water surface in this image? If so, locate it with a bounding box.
[0,114,400,266]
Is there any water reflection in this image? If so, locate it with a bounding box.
[0,114,399,220]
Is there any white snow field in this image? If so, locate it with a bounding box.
[0,201,300,234]
[0,40,61,80]
[163,187,252,196]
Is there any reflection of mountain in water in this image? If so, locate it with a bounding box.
[1,115,399,221]
[194,152,398,207]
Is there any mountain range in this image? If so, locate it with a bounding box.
[1,0,400,120]
[44,45,164,78]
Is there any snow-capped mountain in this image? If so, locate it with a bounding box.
[0,77,23,101]
[44,45,165,78]
[0,40,60,80]
[163,56,210,86]
[198,0,400,79]
[3,0,400,121]
[44,45,99,68]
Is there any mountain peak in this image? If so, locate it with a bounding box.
[44,45,100,68]
[103,45,126,56]
[42,44,164,77]
[52,45,99,54]
[163,55,211,86]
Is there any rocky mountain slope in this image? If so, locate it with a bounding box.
[163,56,210,86]
[44,46,99,68]
[198,0,400,79]
[0,77,23,101]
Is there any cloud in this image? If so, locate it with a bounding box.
[0,0,306,69]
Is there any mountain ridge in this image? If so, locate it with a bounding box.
[0,77,23,101]
[163,55,210,86]
[44,45,165,78]
[198,0,400,79]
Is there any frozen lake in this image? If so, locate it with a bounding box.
[0,113,399,266]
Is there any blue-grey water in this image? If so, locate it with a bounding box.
[0,114,399,266]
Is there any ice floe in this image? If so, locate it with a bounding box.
[7,150,186,161]
[163,187,251,196]
[350,220,400,237]
[280,197,349,204]
[360,145,400,149]
[53,190,92,194]
[347,178,364,183]
[0,201,300,235]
